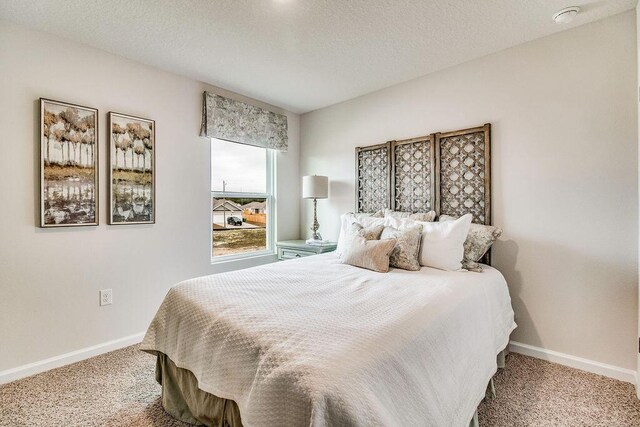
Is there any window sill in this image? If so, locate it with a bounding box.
[210,250,276,266]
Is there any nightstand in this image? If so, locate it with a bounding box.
[276,240,337,261]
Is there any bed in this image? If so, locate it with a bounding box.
[141,252,515,426]
[141,123,515,426]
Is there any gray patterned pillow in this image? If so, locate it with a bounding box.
[380,224,423,271]
[384,209,436,222]
[350,222,384,240]
[439,215,503,272]
[341,236,397,273]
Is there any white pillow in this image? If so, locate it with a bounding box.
[384,216,419,229]
[336,213,387,257]
[416,214,472,271]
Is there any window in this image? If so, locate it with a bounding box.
[211,139,274,260]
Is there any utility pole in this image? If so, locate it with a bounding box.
[222,180,227,228]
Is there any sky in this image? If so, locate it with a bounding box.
[210,139,266,193]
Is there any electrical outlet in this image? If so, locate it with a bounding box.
[100,289,113,306]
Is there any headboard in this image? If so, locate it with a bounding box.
[435,124,491,224]
[391,134,436,214]
[355,143,391,213]
[355,123,492,259]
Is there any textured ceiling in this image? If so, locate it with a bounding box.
[0,0,635,113]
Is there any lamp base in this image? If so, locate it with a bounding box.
[310,198,322,241]
[308,232,323,241]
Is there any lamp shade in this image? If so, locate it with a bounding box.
[302,175,328,199]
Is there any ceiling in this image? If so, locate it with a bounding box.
[0,0,635,113]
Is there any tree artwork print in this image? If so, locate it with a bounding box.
[40,99,98,227]
[108,112,155,224]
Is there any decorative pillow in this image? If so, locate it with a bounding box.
[439,215,503,272]
[370,209,385,218]
[384,209,436,222]
[415,214,472,271]
[341,236,397,273]
[380,224,423,271]
[349,222,384,240]
[338,222,384,257]
[336,213,387,256]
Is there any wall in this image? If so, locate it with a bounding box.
[301,12,638,370]
[0,20,300,373]
[637,1,640,391]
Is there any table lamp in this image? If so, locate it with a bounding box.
[302,175,328,242]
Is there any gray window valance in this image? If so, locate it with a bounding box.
[200,92,288,151]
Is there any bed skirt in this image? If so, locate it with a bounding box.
[151,350,507,427]
[469,349,506,427]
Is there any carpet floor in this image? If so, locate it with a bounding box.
[1,345,639,426]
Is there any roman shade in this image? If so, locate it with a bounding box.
[200,92,288,151]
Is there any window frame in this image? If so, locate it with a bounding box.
[210,143,275,263]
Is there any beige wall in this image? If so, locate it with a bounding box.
[0,20,300,372]
[637,2,640,386]
[301,12,638,370]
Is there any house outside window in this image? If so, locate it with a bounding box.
[210,139,275,260]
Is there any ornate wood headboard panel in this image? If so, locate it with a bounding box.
[390,135,436,213]
[355,143,391,213]
[355,123,491,225]
[435,124,491,225]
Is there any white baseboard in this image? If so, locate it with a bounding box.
[0,332,145,385]
[636,354,640,399]
[509,341,636,385]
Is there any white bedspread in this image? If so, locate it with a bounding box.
[141,253,516,427]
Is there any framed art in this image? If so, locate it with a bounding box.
[40,98,98,227]
[108,112,155,224]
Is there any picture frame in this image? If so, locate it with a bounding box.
[108,112,156,225]
[40,98,99,227]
